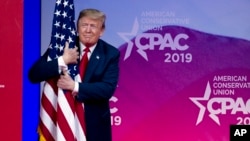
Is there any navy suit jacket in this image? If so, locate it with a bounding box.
[29,38,120,141]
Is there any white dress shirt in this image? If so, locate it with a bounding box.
[58,42,96,94]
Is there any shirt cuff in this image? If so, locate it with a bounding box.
[58,56,68,73]
[73,82,79,94]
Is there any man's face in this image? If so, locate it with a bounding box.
[77,16,104,47]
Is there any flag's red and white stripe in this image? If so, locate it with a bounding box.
[38,0,86,140]
[39,76,86,141]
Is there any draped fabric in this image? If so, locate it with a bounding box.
[39,0,86,140]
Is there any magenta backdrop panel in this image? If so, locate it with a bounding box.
[111,25,250,141]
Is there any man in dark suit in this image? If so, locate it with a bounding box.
[29,8,120,141]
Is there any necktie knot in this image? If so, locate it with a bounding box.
[84,47,90,53]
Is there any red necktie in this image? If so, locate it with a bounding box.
[79,47,90,78]
[75,47,90,134]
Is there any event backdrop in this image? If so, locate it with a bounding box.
[0,0,22,140]
[40,0,250,140]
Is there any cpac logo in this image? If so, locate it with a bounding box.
[190,81,250,126]
[118,18,189,61]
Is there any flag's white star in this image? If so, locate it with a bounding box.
[47,55,52,61]
[60,34,65,41]
[69,4,73,9]
[54,43,60,50]
[68,70,72,75]
[48,44,53,49]
[54,10,61,17]
[70,28,76,35]
[56,0,61,6]
[54,21,60,27]
[59,45,64,52]
[68,36,73,44]
[63,0,69,7]
[55,54,59,59]
[62,24,66,29]
[54,33,60,39]
[62,11,67,18]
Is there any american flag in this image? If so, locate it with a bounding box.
[39,0,86,141]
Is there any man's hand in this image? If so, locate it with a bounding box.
[57,69,75,91]
[62,42,79,65]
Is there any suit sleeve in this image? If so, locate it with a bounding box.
[76,49,120,102]
[28,49,60,83]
